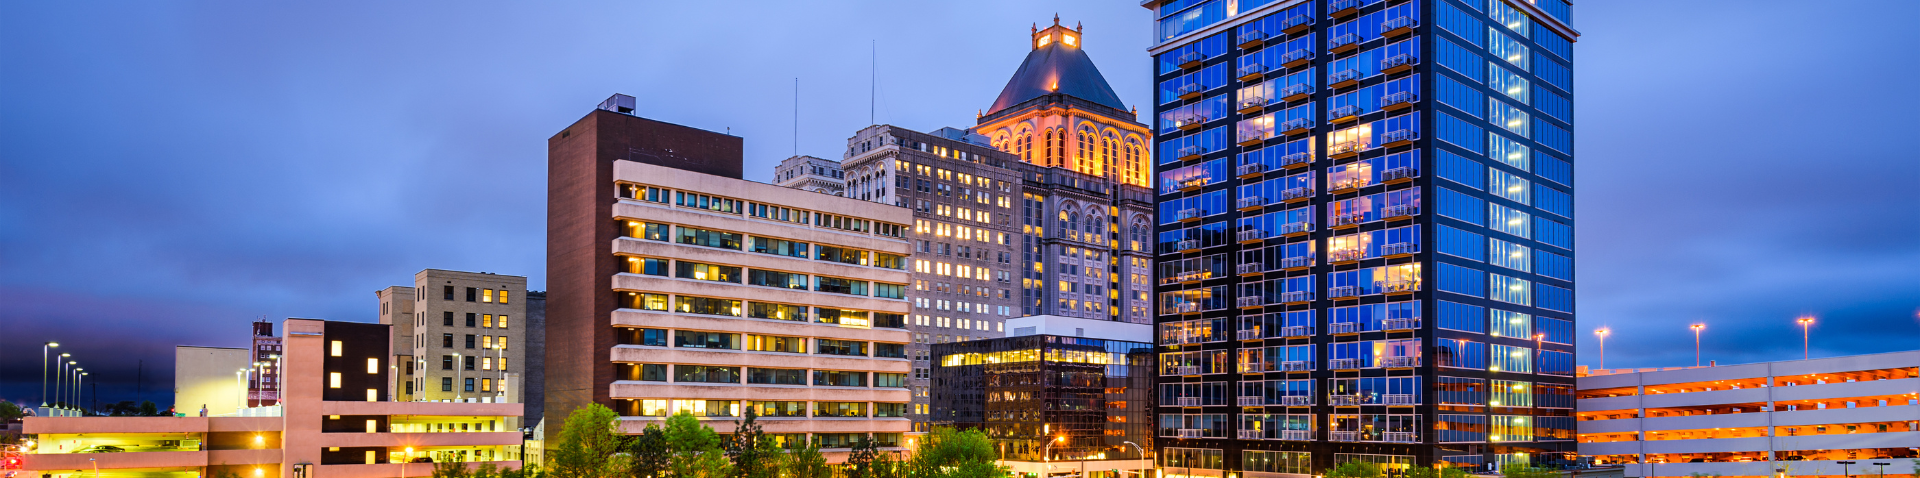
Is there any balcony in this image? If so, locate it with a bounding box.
[1381,165,1418,183]
[1238,396,1265,407]
[1280,325,1313,338]
[1381,92,1419,112]
[1281,395,1313,406]
[1383,318,1421,331]
[1237,130,1271,146]
[1381,242,1418,257]
[1383,393,1418,405]
[1379,280,1418,294]
[1280,291,1313,304]
[1237,229,1266,244]
[1237,329,1263,341]
[1176,397,1202,407]
[1281,429,1314,441]
[1177,51,1207,70]
[1382,431,1418,443]
[1177,145,1206,161]
[1279,221,1314,236]
[1279,360,1311,372]
[1382,356,1420,368]
[1177,177,1210,192]
[1278,118,1312,136]
[1329,248,1366,264]
[1176,239,1202,252]
[1329,321,1361,333]
[1381,129,1418,147]
[1176,113,1211,131]
[1174,365,1202,376]
[1331,212,1367,228]
[1170,271,1206,284]
[1237,429,1264,440]
[1238,29,1271,50]
[1177,428,1204,439]
[1328,34,1362,54]
[1381,53,1419,75]
[1279,82,1313,101]
[1270,187,1307,203]
[1281,14,1315,35]
[1381,16,1419,38]
[1281,151,1314,168]
[1238,63,1270,82]
[1238,296,1264,308]
[1330,431,1361,442]
[1280,49,1314,69]
[1328,68,1362,89]
[1329,104,1364,123]
[1280,256,1314,270]
[1330,394,1365,406]
[1176,83,1206,100]
[1382,204,1418,219]
[1328,141,1364,158]
[1237,263,1264,276]
[1237,195,1268,211]
[1237,162,1267,179]
[1238,97,1268,114]
[1329,176,1369,193]
[1176,208,1205,222]
[1328,0,1361,18]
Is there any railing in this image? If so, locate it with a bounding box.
[1383,393,1418,405]
[1238,296,1264,308]
[1237,131,1270,145]
[1239,97,1268,112]
[1176,83,1206,98]
[1174,365,1202,375]
[1280,360,1311,371]
[1382,53,1418,71]
[1238,429,1265,440]
[1177,239,1201,251]
[1382,432,1418,443]
[1329,142,1363,156]
[1280,222,1314,235]
[1331,249,1366,262]
[1281,187,1314,201]
[1382,356,1420,368]
[1279,118,1311,132]
[1381,166,1418,181]
[1237,263,1264,275]
[1238,230,1265,243]
[1333,212,1367,227]
[1380,280,1418,293]
[1238,63,1269,79]
[1280,325,1312,337]
[1280,82,1312,99]
[1329,34,1362,51]
[1383,204,1418,218]
[1177,208,1204,221]
[1330,105,1362,120]
[1281,429,1314,441]
[1329,394,1366,406]
[1381,242,1418,256]
[1281,395,1314,406]
[1177,145,1205,159]
[1280,256,1313,269]
[1329,68,1361,85]
[1330,431,1362,442]
[1329,321,1360,333]
[1176,113,1212,128]
[1237,329,1262,341]
[1331,177,1369,191]
[1382,129,1419,144]
[1238,196,1267,211]
[1281,151,1314,167]
[1330,358,1363,370]
[1176,52,1205,67]
[1382,16,1418,32]
[1383,318,1421,330]
[1280,14,1314,33]
[1329,0,1360,15]
[1238,163,1267,177]
[1239,30,1270,47]
[1176,397,1202,407]
[1178,429,1205,439]
[1238,396,1265,407]
[1280,291,1312,303]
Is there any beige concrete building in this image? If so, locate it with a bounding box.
[379,270,527,404]
[24,319,522,478]
[174,346,251,417]
[545,101,915,460]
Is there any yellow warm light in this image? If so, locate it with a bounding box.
[1063,34,1077,46]
[1038,34,1052,47]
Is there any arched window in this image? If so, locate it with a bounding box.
[1022,131,1033,162]
[1101,131,1118,178]
[1130,219,1151,252]
[1066,211,1080,232]
[1085,208,1105,238]
[1078,127,1094,167]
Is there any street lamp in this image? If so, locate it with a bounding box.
[1796,317,1814,360]
[58,357,73,410]
[1122,441,1148,478]
[1593,328,1609,370]
[1836,460,1855,478]
[1871,462,1890,478]
[41,342,59,407]
[453,353,463,400]
[75,370,86,414]
[1689,324,1705,367]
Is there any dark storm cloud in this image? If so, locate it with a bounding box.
[1,0,1915,407]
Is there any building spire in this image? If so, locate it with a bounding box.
[1053,13,1060,26]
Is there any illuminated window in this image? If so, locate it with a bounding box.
[498,315,508,329]
[330,341,342,357]
[366,358,378,374]
[483,289,494,303]
[498,291,508,305]
[482,315,493,328]
[329,372,341,388]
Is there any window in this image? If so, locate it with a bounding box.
[747,302,807,322]
[813,370,868,387]
[1536,283,1574,313]
[617,292,670,311]
[1438,263,1486,297]
[746,368,806,385]
[366,358,379,374]
[1437,339,1486,369]
[1488,203,1530,238]
[1438,301,1486,333]
[1490,345,1532,373]
[814,276,870,296]
[874,373,907,388]
[746,401,806,418]
[1489,133,1531,170]
[1535,216,1573,250]
[676,296,742,316]
[466,287,477,302]
[1534,52,1572,91]
[1489,309,1532,338]
[466,313,477,327]
[750,237,809,258]
[443,286,454,301]
[464,378,475,392]
[676,226,742,250]
[675,261,741,283]
[674,191,743,213]
[816,339,868,356]
[498,315,508,329]
[329,372,341,388]
[1489,98,1530,137]
[465,334,476,349]
[1436,112,1484,154]
[1489,273,1532,306]
[442,311,453,326]
[675,365,740,384]
[441,377,452,391]
[330,341,342,357]
[1435,74,1484,118]
[1489,64,1529,104]
[483,289,494,303]
[815,402,867,418]
[744,335,806,353]
[1487,28,1529,71]
[1436,187,1485,224]
[875,343,907,359]
[1438,225,1486,261]
[1535,120,1572,154]
[464,356,475,371]
[1489,238,1530,272]
[442,355,453,370]
[1435,38,1484,83]
[1536,250,1573,281]
[675,331,740,350]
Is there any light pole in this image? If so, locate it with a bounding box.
[1837,460,1855,478]
[1871,462,1890,478]
[1594,328,1609,370]
[1122,441,1147,478]
[58,357,73,410]
[1796,317,1814,360]
[1690,323,1705,367]
[1534,333,1545,372]
[41,342,58,407]
[453,353,463,400]
[75,370,86,415]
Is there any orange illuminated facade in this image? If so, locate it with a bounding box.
[973,17,1153,189]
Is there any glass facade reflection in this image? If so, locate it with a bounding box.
[931,334,1155,463]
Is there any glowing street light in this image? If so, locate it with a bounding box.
[41,342,59,407]
[1796,317,1815,360]
[1690,323,1705,367]
[1594,328,1610,370]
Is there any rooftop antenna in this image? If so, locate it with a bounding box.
[870,40,876,126]
[792,77,799,157]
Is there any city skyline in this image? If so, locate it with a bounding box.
[2,0,1916,408]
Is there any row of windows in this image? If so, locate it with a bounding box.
[616,182,905,238]
[620,255,905,299]
[622,220,908,270]
[616,327,905,357]
[616,363,906,388]
[615,291,907,329]
[1435,300,1572,343]
[619,398,909,423]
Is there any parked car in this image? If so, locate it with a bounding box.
[410,457,434,463]
[81,445,125,453]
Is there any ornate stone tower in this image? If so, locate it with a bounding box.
[973,17,1154,189]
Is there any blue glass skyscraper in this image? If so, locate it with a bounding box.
[1142,0,1577,473]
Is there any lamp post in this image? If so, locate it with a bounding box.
[1689,323,1705,367]
[1796,317,1814,360]
[1123,441,1147,478]
[41,342,59,407]
[1871,462,1890,478]
[1837,460,1855,478]
[75,371,86,415]
[55,355,70,409]
[453,353,463,400]
[1593,328,1609,370]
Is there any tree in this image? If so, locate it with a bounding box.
[1326,461,1384,478]
[549,404,627,478]
[787,438,830,478]
[1406,465,1468,478]
[139,401,159,416]
[0,401,21,422]
[724,409,783,478]
[844,439,881,478]
[626,425,668,478]
[902,427,1006,478]
[1501,464,1557,478]
[663,411,729,478]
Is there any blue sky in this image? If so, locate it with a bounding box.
[2,0,1916,408]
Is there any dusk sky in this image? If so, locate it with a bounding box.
[3,0,1915,408]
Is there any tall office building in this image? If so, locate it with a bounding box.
[249,319,284,406]
[818,20,1158,431]
[1142,0,1578,473]
[378,269,528,404]
[547,95,915,461]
